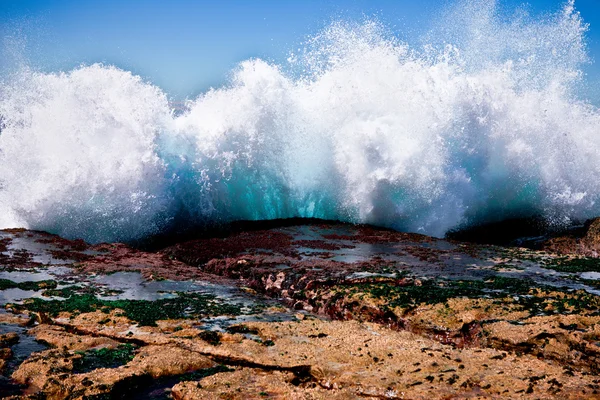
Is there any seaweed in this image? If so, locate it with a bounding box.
[17,292,259,326]
[42,285,95,298]
[178,365,233,382]
[73,344,137,373]
[198,330,221,346]
[353,276,534,309]
[0,279,57,291]
[226,324,259,335]
[327,276,600,317]
[541,257,600,273]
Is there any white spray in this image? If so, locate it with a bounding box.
[0,0,598,242]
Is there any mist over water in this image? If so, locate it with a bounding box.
[0,0,599,243]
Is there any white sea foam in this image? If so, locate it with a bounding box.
[1,0,599,242]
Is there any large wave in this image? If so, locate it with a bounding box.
[0,0,599,243]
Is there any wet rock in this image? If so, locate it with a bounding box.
[29,325,121,352]
[541,217,600,256]
[42,366,151,400]
[446,217,548,245]
[484,314,600,373]
[171,368,354,399]
[0,347,12,359]
[128,345,216,378]
[174,318,599,399]
[0,337,14,374]
[7,296,600,399]
[163,230,297,266]
[584,217,600,247]
[0,313,31,326]
[0,332,19,347]
[13,342,216,399]
[79,242,221,281]
[6,222,600,399]
[12,348,75,391]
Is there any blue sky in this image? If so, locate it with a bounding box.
[1,0,599,100]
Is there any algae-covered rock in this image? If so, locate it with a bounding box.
[5,223,600,399]
[171,368,355,400]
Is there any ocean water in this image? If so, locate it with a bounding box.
[0,0,599,243]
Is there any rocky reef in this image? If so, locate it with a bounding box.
[2,222,600,399]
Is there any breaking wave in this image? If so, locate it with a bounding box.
[1,0,599,243]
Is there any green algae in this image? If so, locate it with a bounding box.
[492,262,525,271]
[578,278,600,289]
[40,285,124,298]
[326,276,600,316]
[41,285,95,298]
[226,324,259,335]
[16,292,260,326]
[75,365,234,400]
[541,257,600,273]
[0,279,57,291]
[198,330,221,345]
[355,276,533,307]
[178,365,233,382]
[73,344,137,373]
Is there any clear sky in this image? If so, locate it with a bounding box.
[1,0,599,100]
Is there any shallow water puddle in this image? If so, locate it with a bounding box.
[0,311,48,396]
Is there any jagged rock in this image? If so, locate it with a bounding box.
[584,218,600,245]
[541,217,600,256]
[12,342,216,399]
[5,223,600,399]
[12,349,75,391]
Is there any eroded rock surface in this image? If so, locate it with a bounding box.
[2,222,600,399]
[541,217,600,256]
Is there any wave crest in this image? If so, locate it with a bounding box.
[1,1,598,242]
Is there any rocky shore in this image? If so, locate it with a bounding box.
[2,221,600,399]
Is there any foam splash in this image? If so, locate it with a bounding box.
[0,0,599,242]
